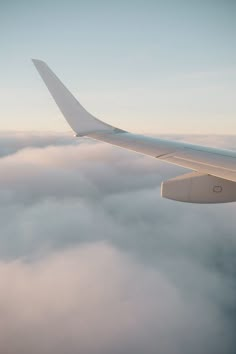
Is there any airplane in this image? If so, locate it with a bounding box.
[32,59,236,203]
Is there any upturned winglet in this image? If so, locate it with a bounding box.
[32,59,120,136]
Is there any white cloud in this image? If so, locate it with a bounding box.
[0,132,235,353]
[0,243,231,354]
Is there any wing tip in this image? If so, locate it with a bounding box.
[31,58,47,67]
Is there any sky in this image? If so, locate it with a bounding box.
[0,132,235,354]
[0,2,236,353]
[0,0,236,134]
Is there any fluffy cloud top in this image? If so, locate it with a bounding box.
[0,132,235,354]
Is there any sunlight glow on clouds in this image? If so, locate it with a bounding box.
[0,133,235,354]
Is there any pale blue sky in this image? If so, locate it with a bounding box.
[1,0,236,133]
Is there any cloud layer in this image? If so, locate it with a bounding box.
[1,242,233,354]
[0,132,235,354]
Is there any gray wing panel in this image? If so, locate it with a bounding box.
[90,131,236,182]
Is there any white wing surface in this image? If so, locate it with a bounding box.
[32,59,236,203]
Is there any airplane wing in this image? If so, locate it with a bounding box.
[32,59,236,203]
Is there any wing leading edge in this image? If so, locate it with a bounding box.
[32,59,236,203]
